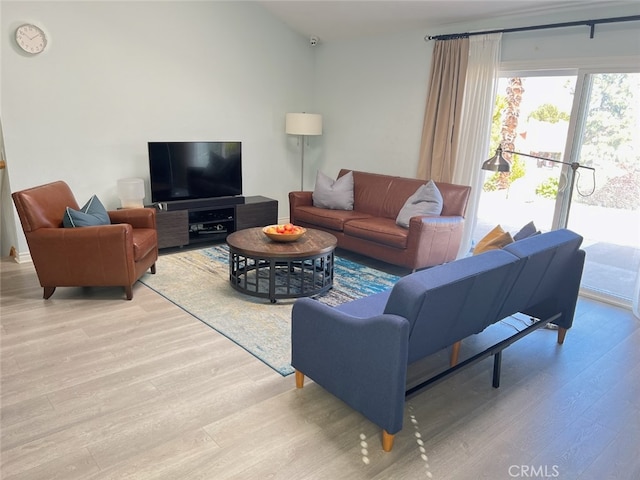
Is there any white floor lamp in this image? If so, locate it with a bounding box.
[286,113,322,190]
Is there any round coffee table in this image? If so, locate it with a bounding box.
[226,227,338,303]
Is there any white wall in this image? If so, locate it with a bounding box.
[314,29,430,180]
[1,1,315,256]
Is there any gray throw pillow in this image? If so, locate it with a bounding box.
[513,221,539,241]
[395,180,443,228]
[63,194,111,227]
[312,170,354,210]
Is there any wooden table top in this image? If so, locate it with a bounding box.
[226,227,337,259]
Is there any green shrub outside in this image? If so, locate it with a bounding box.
[536,177,559,199]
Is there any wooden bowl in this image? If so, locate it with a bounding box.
[262,225,306,242]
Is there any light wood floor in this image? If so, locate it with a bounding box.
[1,256,639,479]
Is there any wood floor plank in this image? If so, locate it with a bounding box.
[1,256,638,479]
[579,410,640,480]
[0,395,54,429]
[82,428,220,480]
[2,448,100,480]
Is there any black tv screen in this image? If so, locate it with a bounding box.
[148,141,242,203]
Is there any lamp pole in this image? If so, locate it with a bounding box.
[299,135,306,191]
[482,146,596,229]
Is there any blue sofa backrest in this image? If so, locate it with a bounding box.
[384,249,523,364]
[499,229,584,327]
[382,229,584,365]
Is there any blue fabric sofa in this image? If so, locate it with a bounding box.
[291,229,585,451]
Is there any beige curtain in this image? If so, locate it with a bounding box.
[417,37,470,183]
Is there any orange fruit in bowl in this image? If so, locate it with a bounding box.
[263,224,306,242]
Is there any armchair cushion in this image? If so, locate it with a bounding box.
[132,229,159,260]
[63,195,111,228]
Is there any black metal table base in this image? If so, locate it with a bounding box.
[229,251,334,303]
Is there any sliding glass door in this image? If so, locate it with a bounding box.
[564,71,640,306]
[475,69,639,309]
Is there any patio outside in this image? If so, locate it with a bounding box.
[475,187,640,305]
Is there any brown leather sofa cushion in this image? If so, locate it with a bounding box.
[344,170,395,217]
[294,206,372,232]
[343,217,408,249]
[381,177,427,219]
[438,182,471,217]
[338,169,469,219]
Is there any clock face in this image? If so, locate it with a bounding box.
[15,24,47,54]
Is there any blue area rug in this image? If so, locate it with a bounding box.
[139,244,400,376]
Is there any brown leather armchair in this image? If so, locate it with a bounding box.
[12,181,158,300]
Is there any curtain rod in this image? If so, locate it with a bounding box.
[424,14,640,41]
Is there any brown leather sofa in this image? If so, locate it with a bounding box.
[12,181,158,300]
[289,170,471,270]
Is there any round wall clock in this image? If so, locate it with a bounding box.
[15,24,48,55]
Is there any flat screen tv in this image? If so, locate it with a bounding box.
[148,141,242,203]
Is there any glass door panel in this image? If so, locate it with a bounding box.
[475,75,577,243]
[566,72,640,306]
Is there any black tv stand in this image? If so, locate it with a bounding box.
[150,196,277,249]
[156,195,246,211]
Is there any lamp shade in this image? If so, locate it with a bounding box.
[285,113,322,136]
[117,178,145,208]
[482,147,511,172]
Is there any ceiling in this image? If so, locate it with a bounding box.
[257,1,631,43]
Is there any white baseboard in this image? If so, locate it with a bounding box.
[14,251,32,264]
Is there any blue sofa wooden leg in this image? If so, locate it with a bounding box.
[295,370,305,388]
[382,430,395,452]
[450,340,461,366]
[557,327,568,344]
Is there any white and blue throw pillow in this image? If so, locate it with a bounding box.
[63,194,111,228]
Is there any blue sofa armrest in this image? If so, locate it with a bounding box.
[291,297,410,435]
